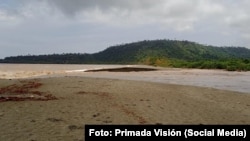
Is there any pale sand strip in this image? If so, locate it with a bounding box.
[0,77,250,140]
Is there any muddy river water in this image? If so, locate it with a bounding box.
[1,64,250,94]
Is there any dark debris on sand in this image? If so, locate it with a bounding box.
[85,67,158,72]
[0,80,57,102]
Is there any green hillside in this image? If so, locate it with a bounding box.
[94,40,250,62]
[1,39,250,71]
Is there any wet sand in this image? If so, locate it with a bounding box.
[0,64,250,140]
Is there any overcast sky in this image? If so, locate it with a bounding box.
[0,0,250,58]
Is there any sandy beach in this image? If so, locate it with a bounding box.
[0,64,250,141]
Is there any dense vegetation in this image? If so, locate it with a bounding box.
[1,39,250,71]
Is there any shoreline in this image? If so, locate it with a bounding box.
[1,64,250,94]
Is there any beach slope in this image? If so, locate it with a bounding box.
[0,77,250,140]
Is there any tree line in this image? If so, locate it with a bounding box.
[1,39,250,71]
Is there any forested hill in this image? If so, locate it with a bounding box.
[93,40,250,63]
[1,39,250,71]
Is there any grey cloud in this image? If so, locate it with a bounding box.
[2,0,250,36]
[45,0,162,16]
[219,0,250,39]
[41,0,228,30]
[1,0,250,59]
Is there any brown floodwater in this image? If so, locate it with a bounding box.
[1,64,250,94]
